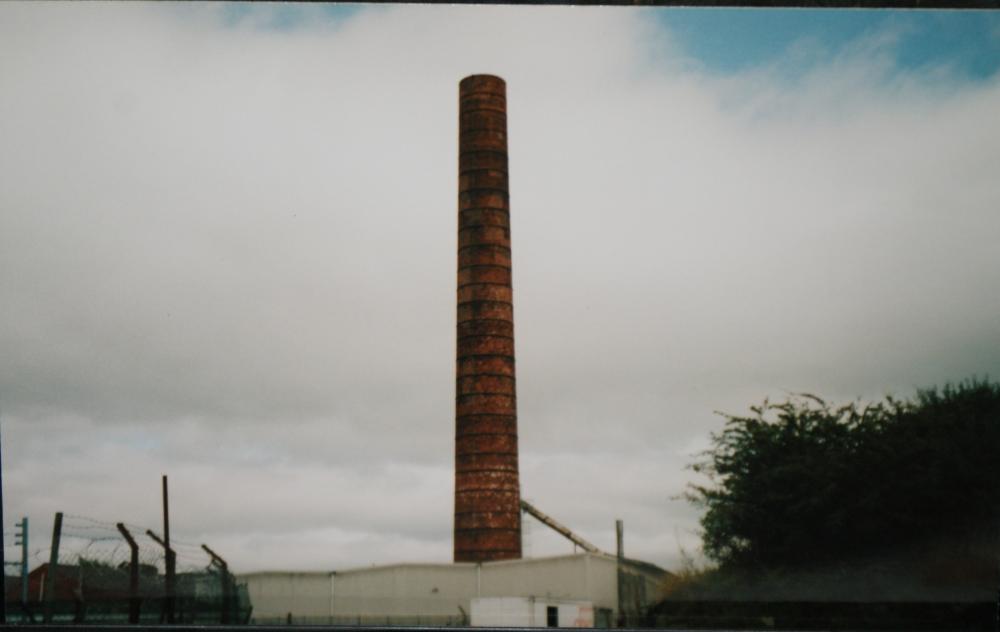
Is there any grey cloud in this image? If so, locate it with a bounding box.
[2,3,998,573]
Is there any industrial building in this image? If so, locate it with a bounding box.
[238,552,667,627]
[236,74,670,627]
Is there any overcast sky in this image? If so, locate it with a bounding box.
[2,3,999,575]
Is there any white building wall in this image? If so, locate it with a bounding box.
[242,571,331,621]
[479,555,617,612]
[471,597,595,628]
[238,553,667,626]
[332,564,479,619]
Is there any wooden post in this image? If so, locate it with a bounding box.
[616,519,624,627]
[146,530,175,624]
[43,512,63,623]
[161,475,175,623]
[116,523,141,624]
[202,544,231,624]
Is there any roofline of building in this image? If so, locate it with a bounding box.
[237,551,669,579]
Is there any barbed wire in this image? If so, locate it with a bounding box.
[8,512,222,577]
[4,512,247,624]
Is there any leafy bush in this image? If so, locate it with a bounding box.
[687,379,1000,573]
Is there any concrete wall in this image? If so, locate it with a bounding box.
[238,553,667,626]
[242,571,331,623]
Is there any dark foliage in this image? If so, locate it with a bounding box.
[688,378,1000,573]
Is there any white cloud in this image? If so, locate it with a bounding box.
[1,3,998,574]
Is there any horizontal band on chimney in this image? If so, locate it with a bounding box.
[455,455,519,471]
[460,177,509,197]
[458,95,506,113]
[460,218,510,234]
[460,150,508,172]
[455,471,520,490]
[456,416,516,435]
[459,223,510,238]
[455,511,516,531]
[457,433,517,455]
[458,235,510,254]
[457,319,514,338]
[456,330,514,341]
[457,310,513,326]
[457,271,512,290]
[456,356,514,377]
[454,429,519,438]
[455,393,517,408]
[459,166,508,180]
[459,190,509,211]
[459,209,510,229]
[457,374,515,393]
[461,110,507,131]
[456,286,513,302]
[454,447,519,460]
[458,243,511,256]
[457,303,513,324]
[455,514,522,530]
[454,510,520,520]
[455,373,517,388]
[457,337,514,357]
[458,286,513,306]
[458,251,511,270]
[460,131,506,153]
[457,398,515,417]
[456,490,519,510]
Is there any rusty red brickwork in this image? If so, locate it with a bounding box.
[454,75,522,562]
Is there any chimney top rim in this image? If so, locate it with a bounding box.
[460,74,507,92]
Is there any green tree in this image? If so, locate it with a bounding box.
[688,379,1000,573]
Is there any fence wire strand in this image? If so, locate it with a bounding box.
[4,512,247,624]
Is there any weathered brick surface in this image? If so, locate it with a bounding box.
[456,374,516,396]
[457,433,518,456]
[456,301,513,323]
[456,452,519,471]
[456,356,514,377]
[460,150,508,173]
[458,93,506,113]
[454,529,521,561]
[461,110,507,132]
[455,414,517,435]
[458,225,511,249]
[456,282,513,303]
[456,393,516,417]
[455,511,522,530]
[459,169,508,191]
[456,318,514,339]
[455,74,521,563]
[455,490,520,512]
[456,335,514,358]
[458,209,510,229]
[459,189,509,211]
[455,469,520,491]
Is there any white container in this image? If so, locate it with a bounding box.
[471,596,594,628]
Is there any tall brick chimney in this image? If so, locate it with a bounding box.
[454,74,522,562]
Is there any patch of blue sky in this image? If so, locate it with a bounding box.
[219,2,365,31]
[212,4,999,82]
[653,8,1000,81]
